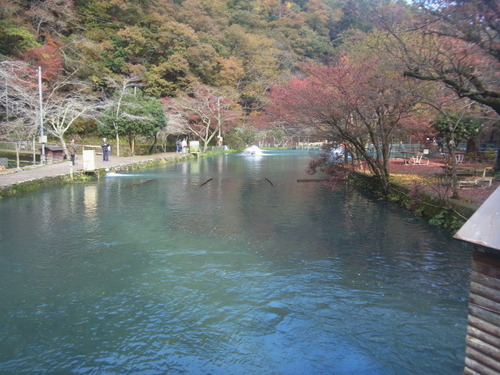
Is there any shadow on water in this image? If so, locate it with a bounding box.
[0,150,470,374]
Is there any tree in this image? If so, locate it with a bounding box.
[268,58,424,196]
[384,0,500,115]
[224,125,258,150]
[24,0,78,37]
[99,75,141,157]
[99,89,166,155]
[22,37,64,82]
[154,113,189,152]
[0,19,40,56]
[1,119,38,169]
[1,59,98,165]
[432,111,482,198]
[44,93,98,158]
[185,44,220,85]
[214,57,245,88]
[145,54,193,97]
[0,60,41,167]
[222,25,285,109]
[165,86,242,152]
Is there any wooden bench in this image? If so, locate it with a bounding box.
[458,177,494,188]
[458,178,479,188]
[475,177,494,187]
[473,167,494,187]
[440,166,495,188]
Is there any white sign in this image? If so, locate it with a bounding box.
[190,141,200,152]
[83,150,95,171]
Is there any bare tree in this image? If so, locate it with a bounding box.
[155,113,189,151]
[1,60,101,163]
[43,93,99,157]
[1,119,38,169]
[166,86,241,152]
[0,60,40,167]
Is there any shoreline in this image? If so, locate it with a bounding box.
[0,152,192,199]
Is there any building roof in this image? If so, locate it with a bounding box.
[43,146,64,151]
[454,186,500,251]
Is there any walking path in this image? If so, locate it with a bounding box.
[0,152,189,189]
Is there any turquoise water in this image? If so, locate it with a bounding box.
[0,150,470,374]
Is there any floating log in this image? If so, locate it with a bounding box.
[124,179,155,187]
[200,178,213,187]
[297,178,329,183]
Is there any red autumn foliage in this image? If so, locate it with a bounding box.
[22,37,63,82]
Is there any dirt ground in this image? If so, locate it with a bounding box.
[387,158,498,206]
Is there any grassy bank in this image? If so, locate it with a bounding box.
[349,172,476,233]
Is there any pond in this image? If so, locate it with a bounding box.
[0,150,471,374]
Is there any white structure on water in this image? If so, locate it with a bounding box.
[242,145,263,156]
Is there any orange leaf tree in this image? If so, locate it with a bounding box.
[268,58,424,196]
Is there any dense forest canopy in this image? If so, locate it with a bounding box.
[1,0,384,104]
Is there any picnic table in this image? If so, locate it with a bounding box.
[442,151,465,165]
[401,151,429,165]
[439,166,494,188]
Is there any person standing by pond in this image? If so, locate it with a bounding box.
[101,138,110,161]
[67,139,77,165]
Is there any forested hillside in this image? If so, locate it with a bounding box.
[0,0,390,107]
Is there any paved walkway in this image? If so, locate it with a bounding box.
[0,152,188,188]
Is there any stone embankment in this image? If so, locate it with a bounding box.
[0,152,191,199]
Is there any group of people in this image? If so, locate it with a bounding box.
[176,138,187,153]
[66,137,189,165]
[65,137,111,166]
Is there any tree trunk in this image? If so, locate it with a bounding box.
[15,144,20,169]
[149,134,158,155]
[466,137,477,156]
[32,138,36,165]
[115,133,120,157]
[448,135,459,199]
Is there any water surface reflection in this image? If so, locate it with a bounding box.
[0,151,470,374]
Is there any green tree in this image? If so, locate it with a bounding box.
[223,26,285,108]
[145,55,193,97]
[99,89,167,155]
[224,126,258,149]
[0,20,40,55]
[185,44,220,85]
[433,112,482,198]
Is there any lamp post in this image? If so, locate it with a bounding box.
[38,66,46,165]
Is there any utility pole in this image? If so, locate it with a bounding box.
[38,66,46,164]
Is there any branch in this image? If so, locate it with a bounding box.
[403,70,500,115]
